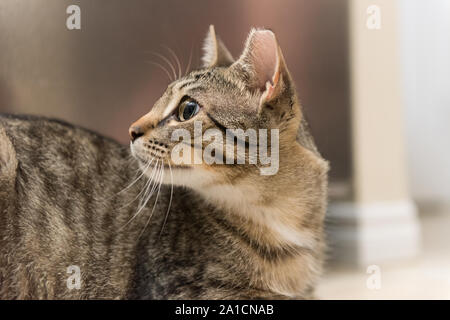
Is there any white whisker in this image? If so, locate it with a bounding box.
[139,161,165,239]
[114,159,153,199]
[163,45,182,80]
[145,61,173,82]
[149,51,177,82]
[108,158,151,202]
[137,160,161,209]
[117,160,156,210]
[159,160,173,238]
[120,159,160,230]
[184,44,194,77]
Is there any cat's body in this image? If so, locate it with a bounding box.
[0,27,328,299]
[0,114,149,299]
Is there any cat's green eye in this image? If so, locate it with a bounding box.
[178,99,200,122]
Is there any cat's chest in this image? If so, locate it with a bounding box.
[124,198,248,298]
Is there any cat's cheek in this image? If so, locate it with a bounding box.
[130,139,150,165]
[130,140,141,158]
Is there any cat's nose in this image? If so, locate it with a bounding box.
[129,126,144,142]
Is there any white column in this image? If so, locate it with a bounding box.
[328,0,421,266]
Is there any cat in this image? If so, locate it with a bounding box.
[0,26,328,299]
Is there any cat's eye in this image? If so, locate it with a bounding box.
[177,99,200,122]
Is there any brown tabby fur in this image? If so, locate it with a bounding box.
[0,26,328,299]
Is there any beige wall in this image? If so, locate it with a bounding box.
[325,0,420,266]
[349,0,409,203]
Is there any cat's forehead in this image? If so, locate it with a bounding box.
[168,68,249,98]
[149,67,261,129]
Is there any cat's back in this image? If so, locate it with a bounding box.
[0,114,143,299]
[0,114,129,168]
[0,114,132,214]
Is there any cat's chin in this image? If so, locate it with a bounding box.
[140,159,192,171]
[136,159,197,186]
[154,165,217,189]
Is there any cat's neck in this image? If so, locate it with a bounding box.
[198,172,318,251]
[166,143,327,297]
[196,145,327,297]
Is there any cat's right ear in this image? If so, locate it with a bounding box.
[201,25,234,68]
[231,28,287,106]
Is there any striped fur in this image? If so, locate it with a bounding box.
[0,27,328,299]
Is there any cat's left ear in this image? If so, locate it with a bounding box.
[232,28,288,106]
[202,25,234,68]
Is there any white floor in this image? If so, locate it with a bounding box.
[316,211,450,299]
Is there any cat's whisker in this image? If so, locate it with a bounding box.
[138,161,165,239]
[162,45,182,80]
[116,159,156,210]
[184,44,194,77]
[149,51,177,82]
[137,161,157,208]
[135,160,161,211]
[124,152,139,167]
[113,158,153,199]
[119,177,153,230]
[138,160,161,208]
[159,160,173,238]
[119,159,160,230]
[145,61,173,82]
[106,159,148,202]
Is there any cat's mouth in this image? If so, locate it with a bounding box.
[134,153,191,171]
[131,140,195,171]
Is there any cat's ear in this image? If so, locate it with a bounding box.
[201,25,234,68]
[232,28,287,104]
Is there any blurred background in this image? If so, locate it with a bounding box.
[0,0,449,299]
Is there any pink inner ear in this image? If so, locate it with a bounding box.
[249,31,279,91]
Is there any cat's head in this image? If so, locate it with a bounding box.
[129,26,303,188]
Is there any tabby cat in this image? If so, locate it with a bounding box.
[0,26,328,299]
